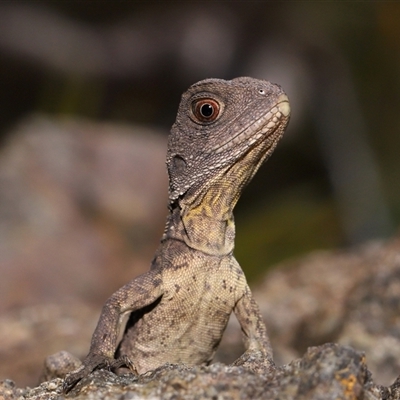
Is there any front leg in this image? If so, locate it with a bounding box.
[232,285,274,374]
[63,268,163,392]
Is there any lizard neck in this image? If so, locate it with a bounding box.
[163,141,271,256]
[163,171,242,257]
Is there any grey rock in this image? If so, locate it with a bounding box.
[251,237,400,386]
[0,115,167,312]
[2,343,388,400]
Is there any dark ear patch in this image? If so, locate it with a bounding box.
[172,155,187,174]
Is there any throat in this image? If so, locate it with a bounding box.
[164,190,236,256]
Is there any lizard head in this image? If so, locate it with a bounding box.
[166,77,290,208]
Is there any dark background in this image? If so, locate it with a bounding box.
[0,1,399,285]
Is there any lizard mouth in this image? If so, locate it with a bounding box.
[212,94,290,155]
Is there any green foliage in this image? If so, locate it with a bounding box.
[235,183,342,281]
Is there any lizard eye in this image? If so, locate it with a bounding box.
[258,88,266,95]
[192,98,220,123]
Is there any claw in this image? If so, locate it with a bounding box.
[62,354,136,393]
[63,371,82,393]
[232,350,275,375]
[62,355,108,393]
[119,355,138,375]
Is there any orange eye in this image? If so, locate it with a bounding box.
[192,98,220,122]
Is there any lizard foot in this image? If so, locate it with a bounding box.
[232,350,275,375]
[63,353,135,393]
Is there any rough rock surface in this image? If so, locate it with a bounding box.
[0,343,390,400]
[0,303,97,390]
[254,236,400,386]
[0,115,167,311]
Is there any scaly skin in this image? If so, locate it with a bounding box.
[63,77,290,391]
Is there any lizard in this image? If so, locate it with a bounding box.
[62,76,290,391]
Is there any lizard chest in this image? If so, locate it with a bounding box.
[118,252,247,372]
[160,251,245,316]
[120,251,246,356]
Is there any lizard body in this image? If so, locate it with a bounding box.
[63,77,290,390]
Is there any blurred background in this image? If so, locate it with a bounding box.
[0,0,400,386]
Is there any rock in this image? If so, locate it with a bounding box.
[0,303,97,388]
[39,351,82,383]
[252,236,400,386]
[0,343,387,400]
[0,115,167,311]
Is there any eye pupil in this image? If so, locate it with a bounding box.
[192,98,220,123]
[200,104,213,117]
